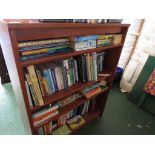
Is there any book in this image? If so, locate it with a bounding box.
[19,42,70,51]
[18,38,69,48]
[27,65,44,106]
[113,34,122,45]
[71,35,98,42]
[21,47,72,60]
[71,40,96,51]
[21,45,70,56]
[83,87,101,99]
[33,110,58,126]
[25,81,33,108]
[25,74,39,106]
[97,34,114,40]
[67,115,85,130]
[81,82,101,94]
[52,124,71,135]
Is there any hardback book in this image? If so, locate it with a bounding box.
[113,34,123,45]
[33,110,58,126]
[52,124,71,135]
[18,38,69,48]
[107,19,123,23]
[81,82,101,94]
[27,65,44,106]
[19,42,70,52]
[67,115,85,130]
[25,81,34,108]
[71,35,98,42]
[83,87,102,99]
[25,74,39,106]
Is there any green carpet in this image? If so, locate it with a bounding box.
[0,82,155,135]
[0,83,26,135]
[77,84,155,135]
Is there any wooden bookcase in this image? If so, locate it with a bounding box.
[0,22,129,134]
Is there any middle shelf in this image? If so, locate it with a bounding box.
[31,72,111,112]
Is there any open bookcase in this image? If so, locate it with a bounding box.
[0,22,129,135]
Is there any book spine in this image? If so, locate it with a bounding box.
[25,81,34,108]
[50,67,58,92]
[92,52,98,81]
[33,105,59,118]
[73,35,98,42]
[43,69,52,94]
[54,67,62,90]
[73,59,79,82]
[61,61,68,89]
[26,74,39,106]
[19,42,69,51]
[48,68,56,92]
[27,66,44,106]
[18,38,69,48]
[35,69,45,96]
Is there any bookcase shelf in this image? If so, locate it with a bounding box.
[21,43,123,67]
[34,86,109,129]
[34,97,88,129]
[0,22,129,135]
[70,109,101,134]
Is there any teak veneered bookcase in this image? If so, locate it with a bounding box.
[0,22,129,134]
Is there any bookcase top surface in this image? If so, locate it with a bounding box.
[7,23,130,30]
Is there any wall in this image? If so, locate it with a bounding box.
[120,20,155,92]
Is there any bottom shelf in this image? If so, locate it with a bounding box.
[70,109,101,134]
[51,109,101,135]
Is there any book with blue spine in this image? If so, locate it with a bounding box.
[43,69,53,94]
[49,65,59,92]
[72,35,98,42]
[21,47,72,60]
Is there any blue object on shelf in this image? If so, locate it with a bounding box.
[114,67,123,83]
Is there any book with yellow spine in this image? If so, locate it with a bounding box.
[27,65,44,106]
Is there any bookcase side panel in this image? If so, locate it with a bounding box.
[0,22,32,135]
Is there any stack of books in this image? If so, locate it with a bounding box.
[97,34,114,47]
[18,38,71,60]
[67,115,85,130]
[71,35,97,51]
[81,80,108,99]
[57,93,82,107]
[32,104,59,127]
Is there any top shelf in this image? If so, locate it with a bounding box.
[8,23,130,30]
[21,43,123,67]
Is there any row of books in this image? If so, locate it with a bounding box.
[37,99,96,135]
[39,19,123,24]
[18,34,122,60]
[25,52,105,107]
[19,38,72,60]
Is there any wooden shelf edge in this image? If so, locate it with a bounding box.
[21,43,123,67]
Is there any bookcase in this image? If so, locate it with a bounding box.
[0,22,129,135]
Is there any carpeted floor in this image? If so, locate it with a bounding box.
[0,82,155,135]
